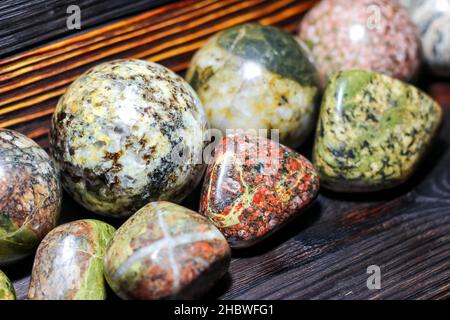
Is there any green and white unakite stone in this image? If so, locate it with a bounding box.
[104,201,230,300]
[28,219,115,300]
[186,23,320,148]
[313,70,443,192]
[0,269,15,300]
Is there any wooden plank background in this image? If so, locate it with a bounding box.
[1,0,449,300]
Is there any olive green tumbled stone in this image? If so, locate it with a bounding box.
[0,269,15,300]
[313,70,443,192]
[28,219,115,300]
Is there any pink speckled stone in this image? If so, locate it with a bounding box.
[298,0,421,86]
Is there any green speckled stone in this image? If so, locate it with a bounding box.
[313,70,443,192]
[28,219,115,300]
[216,23,319,87]
[0,269,15,300]
[186,23,320,148]
[104,201,230,300]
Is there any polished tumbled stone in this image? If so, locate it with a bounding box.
[0,270,15,300]
[299,0,421,86]
[401,0,450,77]
[104,201,230,300]
[200,134,320,248]
[28,219,115,300]
[313,70,443,192]
[186,23,320,148]
[51,59,207,218]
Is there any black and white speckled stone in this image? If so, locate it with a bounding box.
[0,129,61,265]
[51,59,208,218]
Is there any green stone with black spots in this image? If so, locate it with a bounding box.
[217,23,319,87]
[186,23,320,148]
[313,70,443,192]
[0,269,15,300]
[28,219,115,300]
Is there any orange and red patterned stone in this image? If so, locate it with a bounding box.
[200,134,320,248]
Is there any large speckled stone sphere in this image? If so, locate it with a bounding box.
[186,23,320,148]
[401,0,450,77]
[0,129,61,265]
[51,59,207,218]
[299,0,421,86]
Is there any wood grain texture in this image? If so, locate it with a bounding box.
[1,0,449,300]
[0,0,316,148]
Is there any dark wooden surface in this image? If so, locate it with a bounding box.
[1,0,449,300]
[0,0,173,58]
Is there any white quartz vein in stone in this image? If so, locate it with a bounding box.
[112,207,223,291]
[155,202,180,293]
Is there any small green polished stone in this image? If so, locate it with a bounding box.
[0,269,15,300]
[0,129,61,266]
[28,219,115,300]
[313,70,443,192]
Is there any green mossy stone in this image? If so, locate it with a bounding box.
[0,129,62,266]
[28,219,115,300]
[313,70,443,192]
[0,269,15,300]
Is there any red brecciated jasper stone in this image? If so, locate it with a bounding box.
[200,134,319,248]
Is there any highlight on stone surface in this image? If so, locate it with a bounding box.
[186,23,320,148]
[200,134,320,248]
[313,70,443,192]
[0,129,61,266]
[104,201,230,300]
[401,0,450,77]
[28,219,115,300]
[50,59,208,218]
[0,269,15,300]
[298,0,421,86]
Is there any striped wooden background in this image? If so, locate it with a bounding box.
[0,0,173,57]
[3,0,450,300]
[0,0,316,148]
